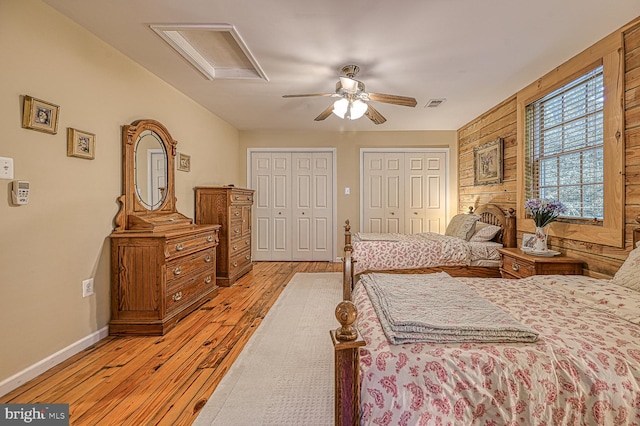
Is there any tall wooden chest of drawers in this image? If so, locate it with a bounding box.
[110,224,220,335]
[195,186,254,286]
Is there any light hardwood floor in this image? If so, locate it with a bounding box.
[1,261,342,425]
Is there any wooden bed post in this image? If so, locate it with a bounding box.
[330,299,365,426]
[332,230,364,425]
[504,208,517,248]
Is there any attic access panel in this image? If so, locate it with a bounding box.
[150,24,268,81]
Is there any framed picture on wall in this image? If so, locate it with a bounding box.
[67,128,96,159]
[177,152,191,172]
[473,137,503,185]
[22,95,60,134]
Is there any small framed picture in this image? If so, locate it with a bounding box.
[177,152,191,172]
[473,137,503,185]
[22,95,60,134]
[521,233,537,249]
[67,128,96,160]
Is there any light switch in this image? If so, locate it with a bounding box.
[0,157,14,180]
[344,187,350,195]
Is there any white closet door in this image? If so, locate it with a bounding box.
[384,153,404,233]
[251,150,333,261]
[363,150,448,235]
[252,152,292,261]
[423,152,447,234]
[292,153,313,261]
[363,152,385,232]
[311,152,333,261]
[404,152,447,234]
[271,153,292,260]
[363,152,405,233]
[252,153,272,260]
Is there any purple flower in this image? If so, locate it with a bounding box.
[524,198,566,227]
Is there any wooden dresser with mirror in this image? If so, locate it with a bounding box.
[109,119,221,335]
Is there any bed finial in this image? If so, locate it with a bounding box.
[344,219,353,253]
[335,300,358,341]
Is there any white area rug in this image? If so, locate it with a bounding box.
[194,272,342,426]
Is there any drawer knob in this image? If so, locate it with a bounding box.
[206,235,214,242]
[172,292,182,301]
[175,243,185,251]
[512,262,520,272]
[245,240,249,245]
[173,266,182,275]
[234,195,239,200]
[233,245,238,250]
[235,211,240,216]
[245,254,250,260]
[204,276,212,284]
[233,261,238,267]
[235,228,240,233]
[204,255,212,263]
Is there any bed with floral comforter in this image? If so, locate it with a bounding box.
[352,232,502,274]
[353,273,640,425]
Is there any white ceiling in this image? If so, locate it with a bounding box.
[43,0,640,132]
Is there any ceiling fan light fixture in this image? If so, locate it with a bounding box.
[348,99,368,120]
[332,98,368,120]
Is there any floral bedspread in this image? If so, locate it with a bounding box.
[354,274,640,425]
[352,233,479,274]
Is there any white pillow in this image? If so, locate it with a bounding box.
[612,245,640,291]
[445,214,480,240]
[469,222,502,242]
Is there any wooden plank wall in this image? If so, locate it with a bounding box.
[458,20,640,279]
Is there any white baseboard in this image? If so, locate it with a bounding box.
[335,256,343,262]
[0,326,109,397]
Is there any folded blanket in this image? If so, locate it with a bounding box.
[361,272,539,344]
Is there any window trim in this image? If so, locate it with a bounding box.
[516,32,624,248]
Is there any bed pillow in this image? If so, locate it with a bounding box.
[445,214,480,240]
[612,243,640,291]
[469,222,502,242]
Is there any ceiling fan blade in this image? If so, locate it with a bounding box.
[364,104,387,125]
[314,104,335,121]
[283,93,334,98]
[368,93,417,107]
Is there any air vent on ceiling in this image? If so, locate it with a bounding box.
[150,24,268,81]
[425,98,446,108]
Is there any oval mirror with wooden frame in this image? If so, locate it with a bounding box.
[114,119,192,231]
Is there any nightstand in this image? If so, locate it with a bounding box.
[498,248,583,279]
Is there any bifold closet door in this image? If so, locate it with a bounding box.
[292,152,333,261]
[405,151,447,234]
[362,152,405,233]
[252,152,292,261]
[362,150,448,234]
[251,151,334,261]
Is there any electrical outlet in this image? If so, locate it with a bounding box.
[82,278,94,298]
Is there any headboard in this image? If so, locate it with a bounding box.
[471,204,517,248]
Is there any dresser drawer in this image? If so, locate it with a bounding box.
[229,237,251,254]
[229,219,244,241]
[166,270,214,314]
[230,248,252,273]
[166,232,218,258]
[229,191,253,204]
[501,255,534,278]
[166,249,215,285]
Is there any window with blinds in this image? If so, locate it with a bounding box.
[524,65,604,222]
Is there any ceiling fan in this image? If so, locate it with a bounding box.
[283,65,417,125]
